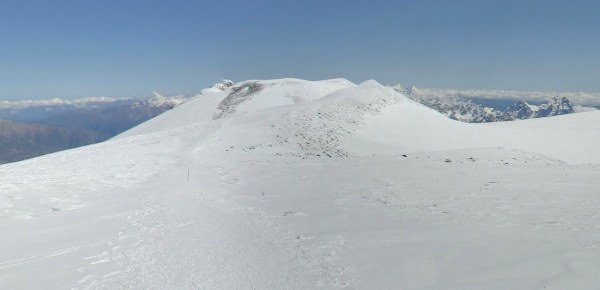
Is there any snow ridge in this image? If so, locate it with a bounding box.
[3,78,600,289]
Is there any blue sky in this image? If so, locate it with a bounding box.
[1,0,600,99]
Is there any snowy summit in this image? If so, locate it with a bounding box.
[1,78,600,289]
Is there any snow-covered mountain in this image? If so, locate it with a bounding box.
[1,78,600,289]
[404,94,506,122]
[505,97,574,119]
[395,85,576,122]
[141,92,188,109]
[401,86,600,107]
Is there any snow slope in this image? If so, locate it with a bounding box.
[344,96,600,164]
[1,78,600,289]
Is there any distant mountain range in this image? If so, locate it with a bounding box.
[0,92,188,164]
[393,86,600,108]
[393,85,580,123]
[0,119,104,163]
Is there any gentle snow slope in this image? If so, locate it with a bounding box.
[122,78,600,163]
[1,78,600,289]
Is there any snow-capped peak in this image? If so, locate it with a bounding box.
[506,97,574,119]
[145,92,187,108]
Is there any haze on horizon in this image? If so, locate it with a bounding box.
[2,0,600,99]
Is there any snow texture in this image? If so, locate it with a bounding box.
[1,78,600,289]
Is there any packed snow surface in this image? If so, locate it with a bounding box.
[2,78,600,289]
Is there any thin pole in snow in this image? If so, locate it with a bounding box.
[187,168,190,183]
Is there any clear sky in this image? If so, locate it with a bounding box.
[2,0,600,99]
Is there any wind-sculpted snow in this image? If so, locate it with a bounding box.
[2,78,600,289]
